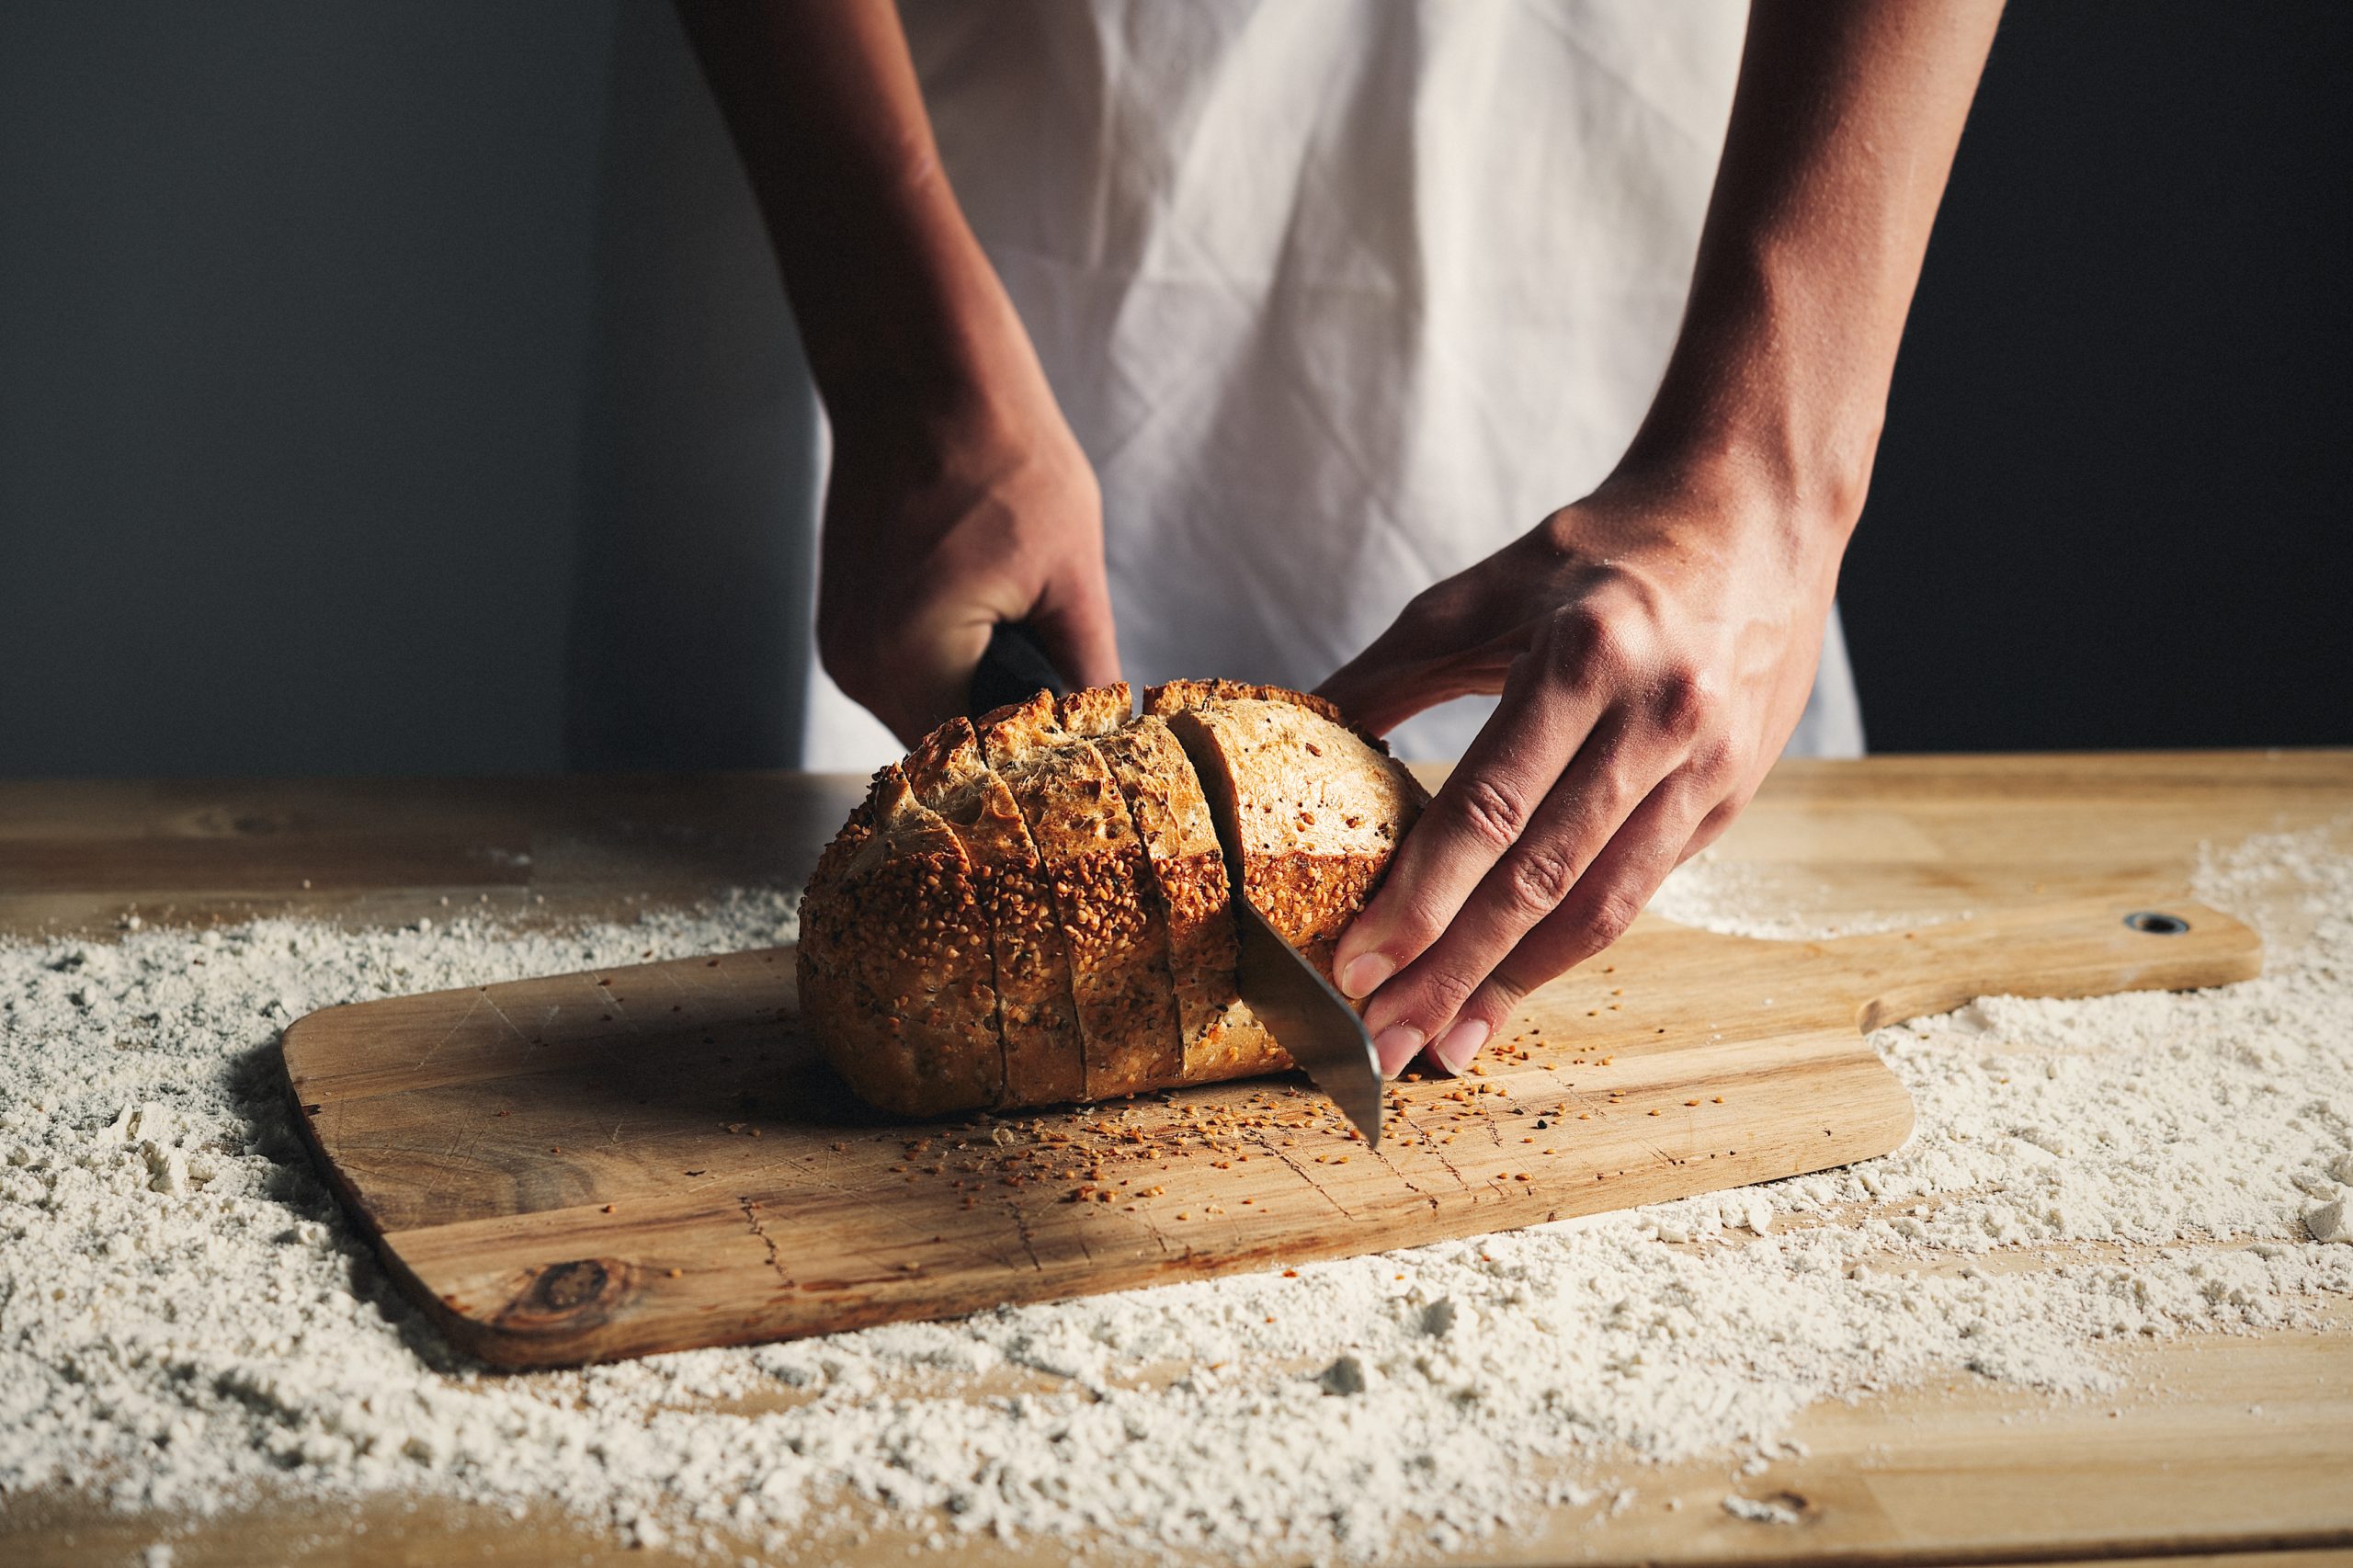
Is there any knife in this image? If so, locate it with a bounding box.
[969,620,1068,715]
[1231,884,1386,1150]
[968,623,1383,1147]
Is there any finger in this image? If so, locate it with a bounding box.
[1332,643,1607,1007]
[820,604,976,747]
[1318,642,1483,740]
[1317,597,1518,738]
[1675,790,1746,867]
[893,603,1000,744]
[1432,773,1720,1071]
[1358,710,1681,1064]
[1029,565,1123,691]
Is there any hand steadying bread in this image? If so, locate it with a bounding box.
[798,681,1427,1116]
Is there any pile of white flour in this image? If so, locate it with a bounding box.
[4,831,2349,1562]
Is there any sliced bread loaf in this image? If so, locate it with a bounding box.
[801,681,1422,1114]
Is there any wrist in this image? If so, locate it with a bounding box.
[793,186,1042,445]
[1637,412,1872,527]
[1614,429,1870,556]
[1620,230,1894,547]
[1572,442,1854,608]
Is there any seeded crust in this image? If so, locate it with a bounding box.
[1086,713,1284,1082]
[979,690,1185,1098]
[1163,696,1428,982]
[795,766,999,1117]
[1143,678,1398,757]
[904,717,1082,1106]
[1146,677,1347,726]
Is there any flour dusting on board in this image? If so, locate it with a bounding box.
[1649,854,1967,939]
[4,835,2351,1562]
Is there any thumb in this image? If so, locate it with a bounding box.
[1028,562,1123,691]
[1317,621,1466,737]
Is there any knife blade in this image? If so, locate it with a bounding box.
[1231,892,1385,1149]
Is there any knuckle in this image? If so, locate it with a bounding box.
[1687,734,1746,787]
[1447,775,1532,854]
[1411,963,1482,1022]
[1698,785,1757,839]
[1502,845,1581,916]
[1376,900,1448,965]
[1547,604,1618,671]
[1583,887,1645,948]
[1394,574,1476,641]
[1650,668,1719,739]
[1401,579,1456,623]
[1480,970,1530,1017]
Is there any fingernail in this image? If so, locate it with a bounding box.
[1337,952,1394,1000]
[1372,1025,1425,1077]
[1432,1018,1489,1074]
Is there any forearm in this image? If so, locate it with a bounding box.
[676,0,1022,437]
[1622,0,2004,549]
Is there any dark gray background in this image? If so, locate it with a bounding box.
[1842,1,2352,752]
[2,1,2345,778]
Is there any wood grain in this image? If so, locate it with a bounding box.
[280,895,2256,1367]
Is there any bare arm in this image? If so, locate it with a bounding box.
[679,0,1117,743]
[1322,0,2005,1075]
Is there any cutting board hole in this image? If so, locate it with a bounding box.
[2123,910,2190,936]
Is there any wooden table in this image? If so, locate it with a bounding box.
[6,752,2350,1567]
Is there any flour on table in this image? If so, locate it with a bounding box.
[1650,854,1964,940]
[4,832,2351,1562]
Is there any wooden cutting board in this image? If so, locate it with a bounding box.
[281,895,2257,1369]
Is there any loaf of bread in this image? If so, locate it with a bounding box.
[800,681,1427,1116]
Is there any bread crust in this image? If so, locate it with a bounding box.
[796,766,999,1117]
[903,717,1083,1106]
[1145,678,1345,725]
[1056,681,1132,739]
[980,690,1184,1098]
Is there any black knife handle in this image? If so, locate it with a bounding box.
[968,620,1068,718]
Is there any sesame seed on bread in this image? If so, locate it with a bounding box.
[796,764,1000,1117]
[980,690,1185,1099]
[1056,681,1134,739]
[904,716,1079,1107]
[1091,714,1290,1082]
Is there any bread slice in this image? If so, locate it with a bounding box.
[1086,712,1286,1080]
[795,765,1000,1116]
[980,689,1184,1098]
[904,717,1081,1106]
[1162,694,1428,983]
